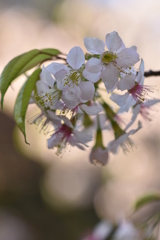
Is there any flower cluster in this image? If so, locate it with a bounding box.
[30,31,160,165]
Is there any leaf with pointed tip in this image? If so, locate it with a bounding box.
[134,194,160,212]
[14,68,41,144]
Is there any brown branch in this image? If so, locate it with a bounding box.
[144,70,160,77]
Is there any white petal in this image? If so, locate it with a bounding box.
[85,58,102,73]
[107,134,127,154]
[84,37,105,54]
[54,69,67,90]
[143,99,160,108]
[101,64,119,92]
[83,69,101,83]
[47,134,61,149]
[61,91,80,109]
[40,65,55,87]
[110,92,129,107]
[124,105,141,131]
[136,59,144,84]
[73,129,92,144]
[46,110,61,127]
[117,47,140,67]
[105,31,125,52]
[115,222,139,240]
[118,95,136,112]
[59,116,73,128]
[36,81,49,95]
[78,81,95,102]
[47,62,69,75]
[67,46,85,69]
[117,74,136,91]
[80,104,102,115]
[127,120,142,136]
[83,58,102,82]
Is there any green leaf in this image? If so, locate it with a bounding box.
[19,53,52,75]
[0,48,61,109]
[134,194,160,212]
[40,48,61,56]
[0,49,39,108]
[14,68,41,144]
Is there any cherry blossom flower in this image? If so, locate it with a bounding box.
[36,65,62,110]
[83,31,139,92]
[46,46,95,109]
[47,116,92,155]
[110,59,154,113]
[125,99,160,130]
[108,121,142,154]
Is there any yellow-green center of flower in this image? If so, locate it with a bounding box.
[101,51,117,65]
[63,71,81,88]
[69,71,80,84]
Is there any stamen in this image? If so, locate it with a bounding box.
[101,51,117,65]
[129,84,155,102]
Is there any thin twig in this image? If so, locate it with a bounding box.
[144,70,160,77]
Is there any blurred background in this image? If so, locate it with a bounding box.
[1,0,160,239]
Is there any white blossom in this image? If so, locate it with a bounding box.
[47,46,95,109]
[83,31,139,92]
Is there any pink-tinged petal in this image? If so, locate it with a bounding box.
[136,59,144,84]
[47,62,69,75]
[116,47,140,67]
[61,91,80,109]
[67,46,85,69]
[124,105,141,131]
[40,65,55,87]
[117,74,135,91]
[84,37,105,54]
[90,147,109,166]
[80,104,102,115]
[78,81,95,102]
[118,95,136,113]
[101,64,119,92]
[105,31,125,52]
[110,92,129,106]
[36,81,49,95]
